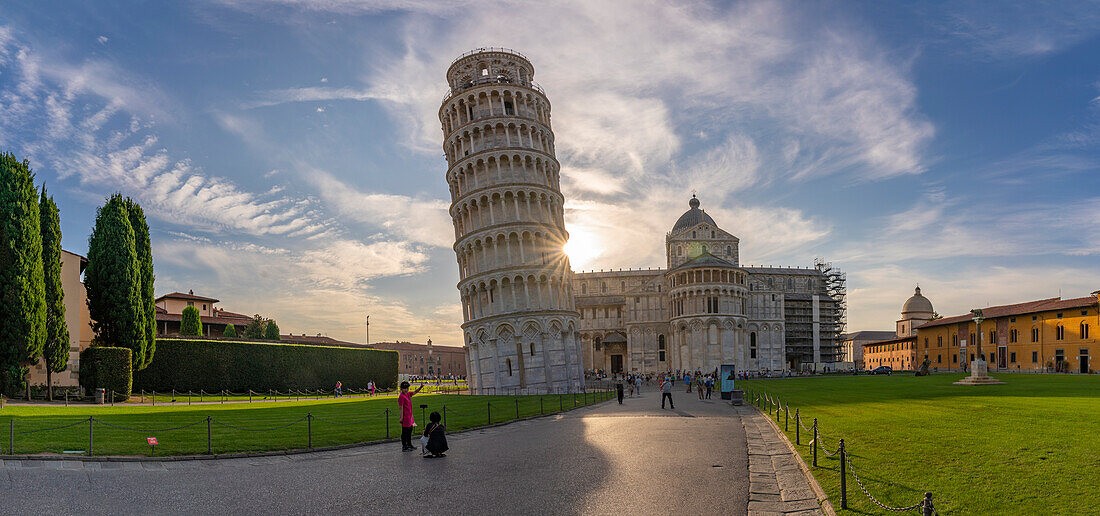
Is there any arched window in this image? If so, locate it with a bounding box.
[506,358,513,376]
[1056,325,1065,340]
[620,281,625,291]
[658,335,666,349]
[1082,323,1090,339]
[601,281,607,293]
[711,231,715,238]
[750,332,757,359]
[726,246,732,256]
[677,246,683,256]
[530,343,535,356]
[594,336,602,350]
[581,283,586,294]
[692,231,696,238]
[702,245,707,253]
[1031,328,1039,342]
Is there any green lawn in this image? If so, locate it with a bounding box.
[0,390,612,457]
[739,374,1099,515]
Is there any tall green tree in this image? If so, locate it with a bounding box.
[180,305,202,336]
[0,153,46,398]
[85,194,146,371]
[124,198,155,369]
[39,187,69,401]
[264,320,281,340]
[243,315,266,339]
[222,324,237,338]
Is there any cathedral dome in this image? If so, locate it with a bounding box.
[902,286,934,315]
[672,195,716,232]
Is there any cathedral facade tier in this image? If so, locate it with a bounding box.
[574,196,844,374]
[442,48,584,394]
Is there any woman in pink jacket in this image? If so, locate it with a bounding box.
[398,381,424,451]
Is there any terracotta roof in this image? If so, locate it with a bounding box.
[843,331,897,341]
[861,335,916,348]
[155,311,252,325]
[367,341,465,353]
[156,292,220,303]
[280,335,369,348]
[918,296,1098,329]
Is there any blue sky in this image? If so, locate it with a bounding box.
[1,0,1098,346]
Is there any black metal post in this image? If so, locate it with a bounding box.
[515,398,519,419]
[249,390,252,403]
[207,416,212,454]
[188,391,192,405]
[487,402,492,425]
[812,418,818,467]
[796,409,800,445]
[840,438,847,509]
[88,417,93,456]
[307,413,312,448]
[784,403,789,431]
[152,391,155,406]
[559,394,563,412]
[110,390,114,406]
[385,409,390,438]
[540,396,544,415]
[923,493,934,516]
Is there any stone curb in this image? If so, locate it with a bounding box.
[0,394,613,463]
[752,404,836,516]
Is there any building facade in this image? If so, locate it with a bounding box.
[367,340,467,378]
[841,330,896,369]
[861,287,935,371]
[574,196,846,374]
[916,293,1098,373]
[26,250,93,389]
[154,290,253,337]
[442,48,584,394]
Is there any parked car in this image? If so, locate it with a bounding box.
[870,366,892,375]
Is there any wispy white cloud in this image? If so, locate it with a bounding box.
[940,1,1100,60]
[310,170,454,247]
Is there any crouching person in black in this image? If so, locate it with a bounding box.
[423,411,448,458]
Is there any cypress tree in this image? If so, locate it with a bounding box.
[180,305,202,336]
[40,187,69,401]
[223,324,237,338]
[264,320,281,340]
[244,315,266,339]
[85,194,146,371]
[124,198,155,369]
[0,153,46,398]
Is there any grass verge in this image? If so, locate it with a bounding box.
[0,390,611,457]
[739,374,1099,515]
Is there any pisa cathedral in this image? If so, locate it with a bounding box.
[442,49,844,393]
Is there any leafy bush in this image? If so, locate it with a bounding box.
[133,338,398,392]
[78,347,132,400]
[223,324,237,338]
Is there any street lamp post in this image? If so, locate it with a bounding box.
[954,309,1004,385]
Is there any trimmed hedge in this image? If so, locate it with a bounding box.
[132,338,398,392]
[78,347,133,400]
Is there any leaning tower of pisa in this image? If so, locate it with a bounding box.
[440,49,584,394]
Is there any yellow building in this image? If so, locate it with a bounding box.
[916,293,1099,373]
[861,286,935,371]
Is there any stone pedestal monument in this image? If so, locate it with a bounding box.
[954,310,1005,385]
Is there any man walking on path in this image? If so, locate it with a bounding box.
[398,381,424,451]
[661,377,674,409]
[616,380,625,404]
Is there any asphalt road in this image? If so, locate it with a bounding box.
[1,386,748,515]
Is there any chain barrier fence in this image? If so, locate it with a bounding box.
[3,387,613,458]
[746,388,939,516]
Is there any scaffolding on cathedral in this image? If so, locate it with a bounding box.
[815,258,848,358]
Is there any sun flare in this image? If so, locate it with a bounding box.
[563,229,602,271]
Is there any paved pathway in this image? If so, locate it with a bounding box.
[0,385,822,515]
